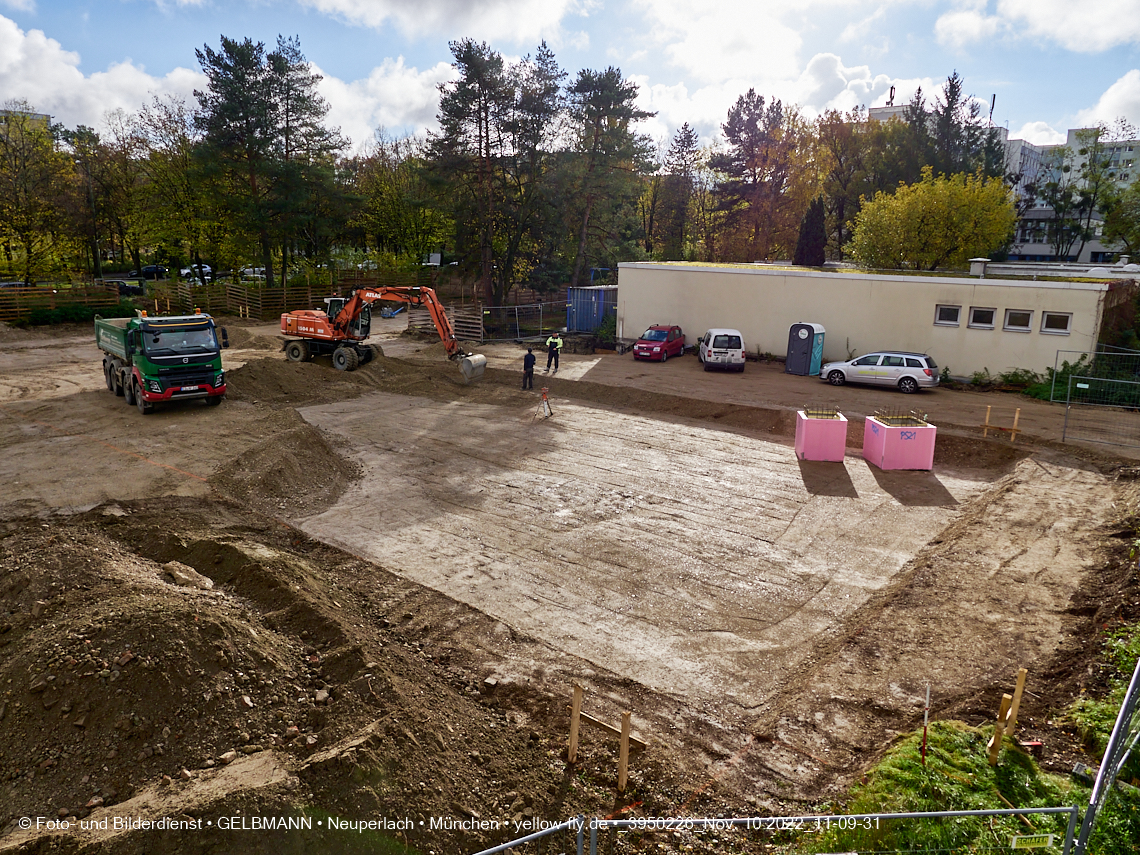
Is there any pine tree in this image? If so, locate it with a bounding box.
[793,196,826,266]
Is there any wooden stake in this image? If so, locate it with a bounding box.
[983,405,993,438]
[618,712,631,793]
[921,684,931,766]
[988,693,1013,765]
[568,684,583,764]
[1011,408,1021,443]
[1007,668,1028,734]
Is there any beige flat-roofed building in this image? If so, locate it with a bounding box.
[616,262,1113,378]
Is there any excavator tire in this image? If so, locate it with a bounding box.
[358,345,373,365]
[345,349,361,371]
[285,341,309,363]
[332,347,353,371]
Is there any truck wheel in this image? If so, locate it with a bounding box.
[204,396,222,407]
[104,362,114,392]
[134,381,153,414]
[332,347,352,371]
[112,362,125,397]
[123,376,136,406]
[285,341,309,363]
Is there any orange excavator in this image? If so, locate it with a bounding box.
[279,286,487,381]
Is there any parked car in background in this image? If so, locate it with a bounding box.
[180,264,213,280]
[101,279,145,296]
[633,325,685,362]
[128,265,167,280]
[820,351,939,394]
[698,329,746,372]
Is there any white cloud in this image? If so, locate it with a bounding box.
[931,0,1140,52]
[301,0,578,44]
[793,54,898,114]
[633,0,803,85]
[1011,121,1065,145]
[934,9,1003,50]
[839,6,887,44]
[317,57,456,152]
[1,0,35,12]
[1076,69,1140,128]
[0,16,202,128]
[0,14,449,152]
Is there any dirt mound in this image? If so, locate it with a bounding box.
[0,499,702,853]
[416,339,485,357]
[210,416,361,518]
[225,327,281,351]
[0,515,306,825]
[226,354,513,408]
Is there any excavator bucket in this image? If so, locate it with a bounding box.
[459,354,487,382]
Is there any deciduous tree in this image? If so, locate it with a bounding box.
[846,167,1016,270]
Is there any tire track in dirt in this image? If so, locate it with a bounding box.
[293,391,992,722]
[727,454,1117,798]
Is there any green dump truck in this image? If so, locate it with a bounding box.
[95,310,228,414]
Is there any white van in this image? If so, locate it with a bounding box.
[698,329,746,372]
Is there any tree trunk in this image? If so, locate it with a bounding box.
[571,197,594,289]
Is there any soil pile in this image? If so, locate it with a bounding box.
[0,499,728,854]
[224,328,281,351]
[0,512,305,826]
[209,413,362,518]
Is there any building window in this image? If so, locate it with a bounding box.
[969,307,996,329]
[934,304,961,326]
[1041,312,1072,335]
[1004,309,1033,332]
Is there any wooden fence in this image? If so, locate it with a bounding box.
[407,306,484,342]
[1,270,562,327]
[0,284,121,323]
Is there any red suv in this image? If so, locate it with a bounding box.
[633,325,685,362]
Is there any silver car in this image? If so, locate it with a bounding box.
[820,351,939,394]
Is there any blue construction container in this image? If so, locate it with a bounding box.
[566,286,617,333]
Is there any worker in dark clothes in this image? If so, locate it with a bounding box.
[545,332,563,373]
[522,348,536,389]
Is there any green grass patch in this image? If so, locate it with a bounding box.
[793,718,1139,855]
[1062,623,1140,780]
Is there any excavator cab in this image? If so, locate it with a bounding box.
[324,297,371,340]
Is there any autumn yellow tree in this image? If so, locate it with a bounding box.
[846,166,1015,270]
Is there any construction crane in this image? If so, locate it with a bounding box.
[280,286,487,381]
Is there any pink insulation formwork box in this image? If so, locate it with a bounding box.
[862,416,936,470]
[794,411,848,462]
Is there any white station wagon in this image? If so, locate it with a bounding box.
[820,351,939,394]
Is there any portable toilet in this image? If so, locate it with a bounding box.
[786,323,825,376]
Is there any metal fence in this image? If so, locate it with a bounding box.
[1074,657,1140,853]
[1050,346,1140,448]
[1062,375,1140,447]
[482,301,570,342]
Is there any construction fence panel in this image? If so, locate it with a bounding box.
[1062,374,1140,448]
[1050,346,1140,402]
[482,301,569,342]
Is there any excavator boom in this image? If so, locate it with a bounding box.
[280,286,487,381]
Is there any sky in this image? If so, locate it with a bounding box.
[2,0,1140,155]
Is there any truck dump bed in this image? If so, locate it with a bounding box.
[95,316,132,360]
